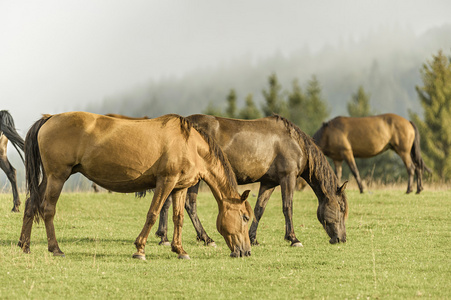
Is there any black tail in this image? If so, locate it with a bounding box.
[0,110,25,163]
[410,121,432,174]
[25,115,52,222]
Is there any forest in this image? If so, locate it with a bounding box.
[1,25,450,190]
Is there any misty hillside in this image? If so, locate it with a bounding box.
[84,25,451,120]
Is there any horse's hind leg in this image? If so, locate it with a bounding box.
[249,184,276,246]
[184,182,216,246]
[43,175,67,256]
[18,178,47,253]
[0,155,21,212]
[343,151,364,193]
[155,194,172,246]
[396,150,415,194]
[415,166,424,194]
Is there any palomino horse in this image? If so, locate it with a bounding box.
[155,114,348,247]
[313,113,430,194]
[0,110,25,212]
[18,112,252,260]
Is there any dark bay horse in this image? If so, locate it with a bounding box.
[0,110,25,212]
[313,113,430,194]
[156,114,348,247]
[18,112,252,260]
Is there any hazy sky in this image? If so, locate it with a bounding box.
[1,0,450,132]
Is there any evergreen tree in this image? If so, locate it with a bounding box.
[239,94,262,119]
[225,89,237,118]
[203,101,223,116]
[303,75,329,136]
[262,73,287,117]
[347,85,373,117]
[287,79,306,128]
[410,50,451,180]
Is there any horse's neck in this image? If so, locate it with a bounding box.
[202,165,239,202]
[302,161,330,204]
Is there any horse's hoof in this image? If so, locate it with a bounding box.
[291,242,303,247]
[207,242,217,247]
[53,251,65,257]
[159,241,171,246]
[21,247,31,254]
[132,253,146,260]
[178,254,190,260]
[251,240,260,246]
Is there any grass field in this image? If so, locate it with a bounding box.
[0,187,450,299]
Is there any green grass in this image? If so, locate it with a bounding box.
[0,188,450,299]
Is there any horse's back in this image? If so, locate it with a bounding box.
[37,112,201,192]
[322,114,415,158]
[187,114,307,183]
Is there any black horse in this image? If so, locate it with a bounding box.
[153,114,348,247]
[0,110,25,212]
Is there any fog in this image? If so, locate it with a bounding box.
[2,0,451,132]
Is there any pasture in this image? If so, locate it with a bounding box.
[0,187,449,299]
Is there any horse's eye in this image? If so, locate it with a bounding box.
[243,215,249,222]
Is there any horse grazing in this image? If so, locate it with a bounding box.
[0,110,25,212]
[18,112,252,260]
[155,114,348,247]
[313,113,430,194]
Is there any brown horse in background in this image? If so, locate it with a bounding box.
[155,114,348,247]
[18,112,252,260]
[313,113,430,194]
[0,110,25,212]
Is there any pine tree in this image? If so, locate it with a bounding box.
[410,50,451,180]
[239,94,262,119]
[303,75,329,136]
[287,79,306,128]
[203,101,223,116]
[261,73,287,117]
[225,89,237,118]
[347,85,373,117]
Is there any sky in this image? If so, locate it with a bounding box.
[1,0,451,133]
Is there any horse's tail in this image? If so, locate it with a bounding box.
[410,121,432,174]
[25,114,52,222]
[0,110,25,163]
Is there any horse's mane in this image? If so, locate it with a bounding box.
[273,115,346,210]
[161,114,238,190]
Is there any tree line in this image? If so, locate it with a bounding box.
[203,50,451,183]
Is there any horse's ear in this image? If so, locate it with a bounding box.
[241,190,250,201]
[337,181,348,195]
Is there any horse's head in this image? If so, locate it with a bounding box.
[216,190,252,257]
[317,181,348,244]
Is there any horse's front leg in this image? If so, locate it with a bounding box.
[280,174,303,247]
[133,178,176,260]
[184,182,216,246]
[249,184,275,246]
[171,188,190,259]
